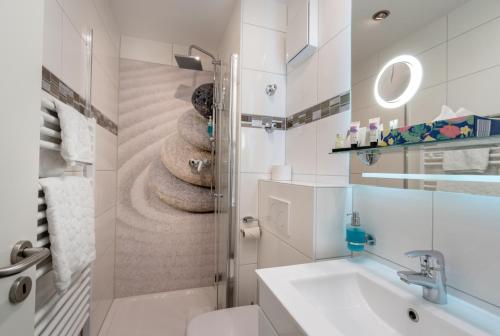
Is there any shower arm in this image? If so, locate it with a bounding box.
[188,45,220,64]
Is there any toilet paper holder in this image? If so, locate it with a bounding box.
[242,216,259,224]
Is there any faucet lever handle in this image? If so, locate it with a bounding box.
[405,250,445,268]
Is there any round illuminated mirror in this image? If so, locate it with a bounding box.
[374,55,422,109]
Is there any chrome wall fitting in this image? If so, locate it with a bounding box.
[188,159,211,173]
[356,150,381,166]
[265,84,277,96]
[242,216,259,224]
[264,122,276,133]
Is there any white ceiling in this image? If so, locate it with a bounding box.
[109,0,236,51]
[352,0,468,63]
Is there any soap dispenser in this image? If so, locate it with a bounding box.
[346,212,366,252]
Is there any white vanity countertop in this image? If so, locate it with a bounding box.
[256,257,500,336]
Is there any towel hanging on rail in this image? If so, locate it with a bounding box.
[442,148,490,173]
[53,100,95,166]
[39,176,96,293]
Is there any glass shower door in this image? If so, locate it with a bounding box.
[214,54,239,309]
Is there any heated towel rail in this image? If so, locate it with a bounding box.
[36,91,95,336]
[421,147,500,191]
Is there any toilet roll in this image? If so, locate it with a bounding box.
[240,226,261,239]
[271,165,292,181]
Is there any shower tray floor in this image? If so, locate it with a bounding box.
[98,286,216,336]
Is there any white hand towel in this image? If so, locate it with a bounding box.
[442,148,490,173]
[54,100,94,166]
[39,176,96,292]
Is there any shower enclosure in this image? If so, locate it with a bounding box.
[176,47,239,309]
[213,54,239,309]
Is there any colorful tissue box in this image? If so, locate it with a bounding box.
[379,115,500,147]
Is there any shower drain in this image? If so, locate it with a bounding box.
[407,308,419,323]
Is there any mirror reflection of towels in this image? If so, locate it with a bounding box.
[442,148,490,173]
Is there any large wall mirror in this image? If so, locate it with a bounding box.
[350,0,500,196]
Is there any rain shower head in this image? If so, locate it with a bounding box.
[175,45,219,71]
[174,54,204,71]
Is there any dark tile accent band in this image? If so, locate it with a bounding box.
[241,114,286,130]
[91,105,118,135]
[286,92,350,130]
[42,66,118,135]
[240,92,350,132]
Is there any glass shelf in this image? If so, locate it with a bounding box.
[362,173,500,183]
[330,134,500,155]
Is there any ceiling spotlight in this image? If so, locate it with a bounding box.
[372,10,391,21]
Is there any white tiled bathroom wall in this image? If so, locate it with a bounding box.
[236,0,287,306]
[351,0,500,185]
[285,0,351,184]
[42,0,119,334]
[352,0,500,313]
[354,186,500,312]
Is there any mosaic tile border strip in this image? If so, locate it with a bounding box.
[286,92,350,130]
[42,67,118,135]
[240,92,350,131]
[241,114,286,130]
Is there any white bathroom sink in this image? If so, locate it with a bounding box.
[256,258,500,336]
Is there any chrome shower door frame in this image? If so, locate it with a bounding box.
[214,54,239,309]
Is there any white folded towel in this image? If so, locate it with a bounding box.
[39,176,96,292]
[442,148,490,173]
[54,100,94,166]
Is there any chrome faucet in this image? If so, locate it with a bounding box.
[397,250,447,304]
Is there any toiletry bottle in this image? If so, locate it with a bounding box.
[346,212,366,252]
[369,117,380,147]
[350,121,360,148]
[378,123,384,146]
[335,134,344,149]
[207,116,214,137]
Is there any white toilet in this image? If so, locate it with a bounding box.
[187,305,273,336]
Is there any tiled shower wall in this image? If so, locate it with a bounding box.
[42,0,119,335]
[285,0,351,185]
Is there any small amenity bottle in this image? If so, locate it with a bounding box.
[346,212,366,252]
[207,116,214,137]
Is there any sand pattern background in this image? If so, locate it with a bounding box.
[116,59,215,297]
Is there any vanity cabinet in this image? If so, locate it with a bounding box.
[259,282,305,336]
[258,180,350,269]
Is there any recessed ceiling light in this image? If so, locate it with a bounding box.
[372,10,391,21]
